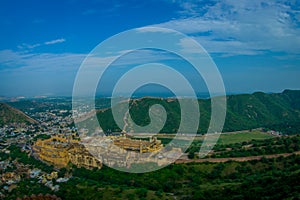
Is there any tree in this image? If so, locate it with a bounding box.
[136,188,148,198]
[188,151,195,159]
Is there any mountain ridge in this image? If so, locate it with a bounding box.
[0,102,38,126]
[96,89,300,134]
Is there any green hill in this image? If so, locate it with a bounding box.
[0,102,38,126]
[96,90,300,134]
[224,90,300,133]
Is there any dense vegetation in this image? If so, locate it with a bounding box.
[213,135,300,157]
[6,153,300,200]
[4,135,300,199]
[186,135,300,159]
[97,90,300,134]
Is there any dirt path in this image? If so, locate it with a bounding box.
[122,102,134,132]
[122,109,130,132]
[175,151,300,164]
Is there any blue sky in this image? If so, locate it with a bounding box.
[0,0,300,97]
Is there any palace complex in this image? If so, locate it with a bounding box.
[33,133,165,169]
[33,134,102,169]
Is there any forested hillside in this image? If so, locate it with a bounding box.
[97,90,300,134]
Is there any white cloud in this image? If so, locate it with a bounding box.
[44,38,66,45]
[178,37,203,54]
[136,26,177,33]
[0,48,179,74]
[17,43,41,49]
[158,0,300,56]
[0,49,85,73]
[17,38,66,50]
[82,49,180,71]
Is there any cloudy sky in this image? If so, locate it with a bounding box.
[0,0,300,96]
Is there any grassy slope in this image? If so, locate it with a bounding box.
[217,131,274,145]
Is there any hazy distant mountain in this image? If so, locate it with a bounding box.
[96,90,300,134]
[0,102,38,126]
